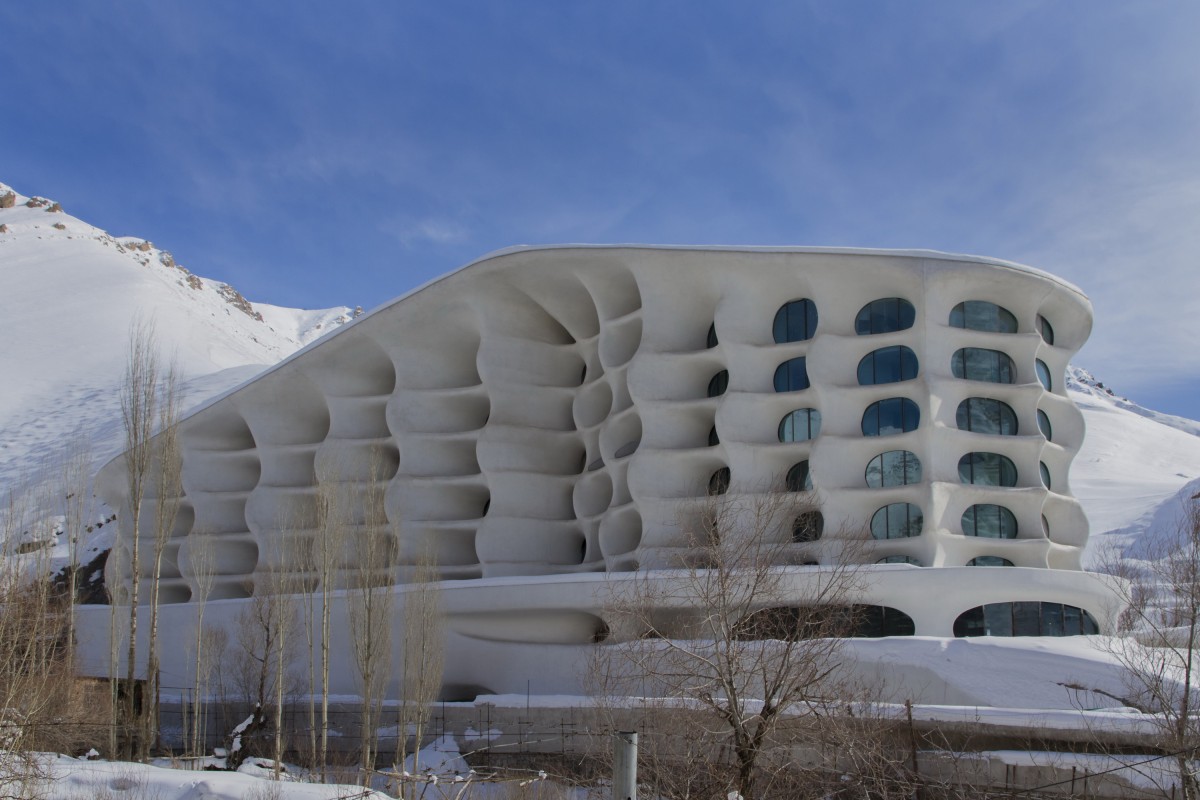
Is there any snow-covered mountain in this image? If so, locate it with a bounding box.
[0,180,352,498]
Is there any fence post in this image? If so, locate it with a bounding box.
[613,730,637,800]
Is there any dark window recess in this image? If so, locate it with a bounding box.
[614,440,639,459]
[862,398,920,436]
[708,426,720,447]
[954,602,1099,637]
[708,467,731,496]
[785,461,813,492]
[792,511,823,542]
[706,322,719,349]
[707,369,729,398]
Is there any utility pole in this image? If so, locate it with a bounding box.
[613,730,637,800]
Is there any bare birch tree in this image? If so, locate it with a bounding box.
[594,486,868,800]
[144,361,182,757]
[310,472,348,776]
[58,433,94,666]
[397,543,444,796]
[186,531,217,756]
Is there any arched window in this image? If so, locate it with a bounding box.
[774,357,810,392]
[785,461,814,492]
[956,398,1018,436]
[855,297,916,335]
[1038,315,1055,345]
[858,346,918,385]
[958,452,1018,486]
[949,301,1018,333]
[967,556,1014,567]
[961,504,1018,538]
[1036,359,1053,391]
[953,602,1100,637]
[862,398,920,436]
[951,348,1015,383]
[792,511,823,542]
[870,503,923,539]
[866,450,922,488]
[773,299,818,343]
[1040,461,1052,490]
[708,467,731,496]
[778,409,821,442]
[739,605,915,639]
[708,426,720,447]
[707,369,729,398]
[877,555,922,566]
[706,322,719,349]
[1037,409,1052,440]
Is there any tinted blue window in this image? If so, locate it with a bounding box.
[956,398,1018,435]
[1040,461,1052,490]
[961,505,1018,538]
[1037,409,1052,440]
[706,323,719,349]
[1038,315,1055,345]
[954,603,1100,637]
[1036,359,1053,391]
[858,346,918,385]
[949,301,1018,333]
[707,370,729,397]
[865,450,922,488]
[877,555,922,566]
[774,358,810,392]
[862,398,920,436]
[871,503,923,539]
[958,452,1018,486]
[778,409,821,442]
[952,348,1015,383]
[773,299,818,343]
[968,556,1014,567]
[855,298,916,335]
[785,461,813,491]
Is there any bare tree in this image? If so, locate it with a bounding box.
[348,448,397,780]
[227,584,298,768]
[58,433,94,666]
[144,361,182,757]
[594,485,868,800]
[1103,495,1200,799]
[309,472,348,776]
[397,543,444,797]
[186,531,217,756]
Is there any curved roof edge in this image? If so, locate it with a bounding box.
[126,244,1088,459]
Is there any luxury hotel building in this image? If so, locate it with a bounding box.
[85,246,1120,697]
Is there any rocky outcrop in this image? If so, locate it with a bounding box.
[217,283,265,321]
[0,191,15,209]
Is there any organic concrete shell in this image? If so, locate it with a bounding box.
[91,246,1118,695]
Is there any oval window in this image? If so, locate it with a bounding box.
[778,409,821,442]
[949,301,1018,333]
[951,348,1015,383]
[865,450,922,488]
[958,452,1018,486]
[961,504,1018,538]
[855,297,916,335]
[773,299,818,343]
[862,398,920,436]
[858,346,918,385]
[870,503,923,539]
[956,398,1018,436]
[785,461,813,492]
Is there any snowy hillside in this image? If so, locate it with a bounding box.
[0,180,352,496]
[1069,366,1200,566]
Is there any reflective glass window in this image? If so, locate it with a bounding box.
[877,555,922,566]
[1036,359,1053,391]
[707,369,729,398]
[958,452,1018,486]
[961,504,1018,538]
[856,606,917,637]
[773,299,818,343]
[1037,409,1052,440]
[952,348,1015,383]
[949,301,1018,333]
[774,357,810,392]
[954,602,1098,637]
[865,450,922,488]
[706,322,719,349]
[862,398,920,436]
[778,409,821,442]
[855,297,916,335]
[792,511,823,542]
[785,461,814,492]
[1038,315,1055,345]
[956,398,1018,436]
[858,346,919,385]
[1040,461,1052,490]
[967,556,1014,567]
[871,503,923,539]
[708,467,731,496]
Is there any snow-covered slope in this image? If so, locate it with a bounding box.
[1069,366,1200,566]
[0,180,351,496]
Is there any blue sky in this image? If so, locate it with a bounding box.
[3,2,1200,418]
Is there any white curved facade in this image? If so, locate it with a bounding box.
[89,246,1122,696]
